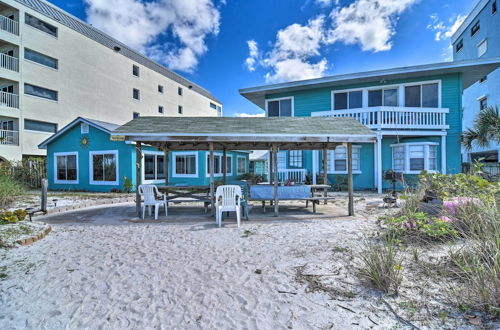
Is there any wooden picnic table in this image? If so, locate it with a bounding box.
[157,185,212,212]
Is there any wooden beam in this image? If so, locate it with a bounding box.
[222,148,227,185]
[323,145,328,204]
[209,142,215,216]
[347,142,354,216]
[124,135,375,144]
[135,141,142,217]
[273,144,279,217]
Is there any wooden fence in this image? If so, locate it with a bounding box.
[1,158,46,188]
[462,162,500,182]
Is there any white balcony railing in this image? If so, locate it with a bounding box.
[312,107,449,130]
[0,53,18,72]
[0,91,19,108]
[278,169,307,183]
[0,129,19,145]
[0,15,19,35]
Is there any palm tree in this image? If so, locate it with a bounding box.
[461,106,500,150]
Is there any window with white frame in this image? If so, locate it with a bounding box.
[368,88,398,107]
[479,97,488,110]
[404,83,438,108]
[90,151,118,184]
[237,156,247,174]
[81,123,89,134]
[333,90,362,110]
[477,39,488,57]
[173,152,197,177]
[267,98,292,117]
[143,152,166,182]
[288,150,303,168]
[391,143,438,174]
[328,146,361,173]
[206,153,222,176]
[225,155,232,176]
[206,154,233,176]
[55,152,78,183]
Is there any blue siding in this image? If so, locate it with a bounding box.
[266,73,463,190]
[46,122,250,191]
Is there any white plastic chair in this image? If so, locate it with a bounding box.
[215,185,242,228]
[139,185,167,220]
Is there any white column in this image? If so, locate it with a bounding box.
[312,150,318,185]
[373,142,377,188]
[441,133,447,174]
[377,134,383,194]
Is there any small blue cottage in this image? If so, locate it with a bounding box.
[38,117,250,192]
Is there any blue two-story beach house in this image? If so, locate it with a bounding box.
[240,58,500,193]
[38,117,249,192]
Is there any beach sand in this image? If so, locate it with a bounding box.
[0,202,475,329]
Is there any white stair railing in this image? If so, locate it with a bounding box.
[0,15,19,35]
[0,53,18,72]
[278,169,307,183]
[0,91,19,108]
[0,129,19,145]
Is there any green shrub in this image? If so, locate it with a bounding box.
[0,172,24,208]
[358,235,404,295]
[418,172,499,201]
[238,173,266,184]
[382,211,457,241]
[13,209,26,221]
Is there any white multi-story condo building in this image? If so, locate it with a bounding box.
[0,0,222,162]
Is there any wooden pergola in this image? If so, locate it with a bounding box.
[111,117,376,217]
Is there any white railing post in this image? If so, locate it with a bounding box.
[0,129,19,145]
[0,53,19,72]
[0,15,19,35]
[0,91,19,109]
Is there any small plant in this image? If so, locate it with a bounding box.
[0,171,25,208]
[0,209,27,224]
[238,173,266,184]
[382,211,457,241]
[123,176,133,193]
[358,235,404,295]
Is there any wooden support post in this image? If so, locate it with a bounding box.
[347,143,354,216]
[222,148,227,185]
[164,148,169,186]
[41,178,48,213]
[135,141,142,217]
[323,145,328,204]
[273,145,279,217]
[209,142,215,216]
[269,149,273,184]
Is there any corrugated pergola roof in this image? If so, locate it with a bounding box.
[111,117,376,150]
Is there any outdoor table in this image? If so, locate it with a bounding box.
[157,185,212,213]
[309,184,330,204]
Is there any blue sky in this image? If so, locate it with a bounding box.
[48,0,475,116]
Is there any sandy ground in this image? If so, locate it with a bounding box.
[0,197,479,329]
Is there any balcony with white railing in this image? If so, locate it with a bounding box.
[277,169,307,183]
[312,107,449,130]
[0,52,18,71]
[0,15,18,36]
[0,129,18,145]
[0,91,18,108]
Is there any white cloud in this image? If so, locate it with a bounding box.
[326,0,419,52]
[84,0,220,73]
[235,112,265,117]
[315,0,339,7]
[246,0,417,82]
[250,16,329,83]
[427,13,466,41]
[245,40,259,72]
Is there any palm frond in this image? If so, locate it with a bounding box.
[461,106,500,150]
